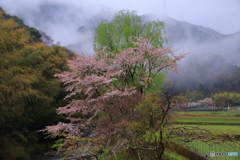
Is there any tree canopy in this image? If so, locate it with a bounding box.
[39,10,189,160]
[42,36,187,159]
[93,10,166,53]
[0,8,75,159]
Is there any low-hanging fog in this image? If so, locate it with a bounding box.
[0,0,240,93]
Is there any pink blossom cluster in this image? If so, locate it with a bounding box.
[40,37,187,137]
[187,98,215,107]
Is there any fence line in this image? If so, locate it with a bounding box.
[166,141,211,160]
[173,140,240,160]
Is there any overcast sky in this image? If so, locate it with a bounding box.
[0,0,239,35]
[98,0,240,35]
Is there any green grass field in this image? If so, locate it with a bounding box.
[171,109,240,159]
[172,109,240,126]
[179,140,240,160]
[174,124,240,134]
[173,117,240,125]
[164,149,188,160]
[173,109,240,116]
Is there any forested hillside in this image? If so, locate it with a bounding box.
[0,0,239,99]
[0,8,75,159]
[164,53,240,94]
[1,2,240,158]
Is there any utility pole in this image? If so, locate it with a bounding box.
[227,83,230,109]
[164,0,168,16]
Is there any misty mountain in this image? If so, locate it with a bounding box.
[66,14,240,93]
[71,14,240,64]
[1,1,238,63]
[164,17,240,65]
[164,17,226,44]
[159,17,240,92]
[164,52,235,92]
[1,1,239,93]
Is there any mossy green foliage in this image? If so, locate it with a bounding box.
[0,8,75,160]
[163,149,189,160]
[212,92,240,108]
[146,73,165,93]
[131,92,164,142]
[94,10,166,53]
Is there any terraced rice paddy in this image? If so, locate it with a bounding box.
[171,109,240,159]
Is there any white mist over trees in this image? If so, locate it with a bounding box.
[0,0,239,96]
[39,11,190,159]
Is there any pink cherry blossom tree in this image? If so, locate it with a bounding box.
[40,37,188,159]
[97,37,187,93]
[186,98,215,108]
